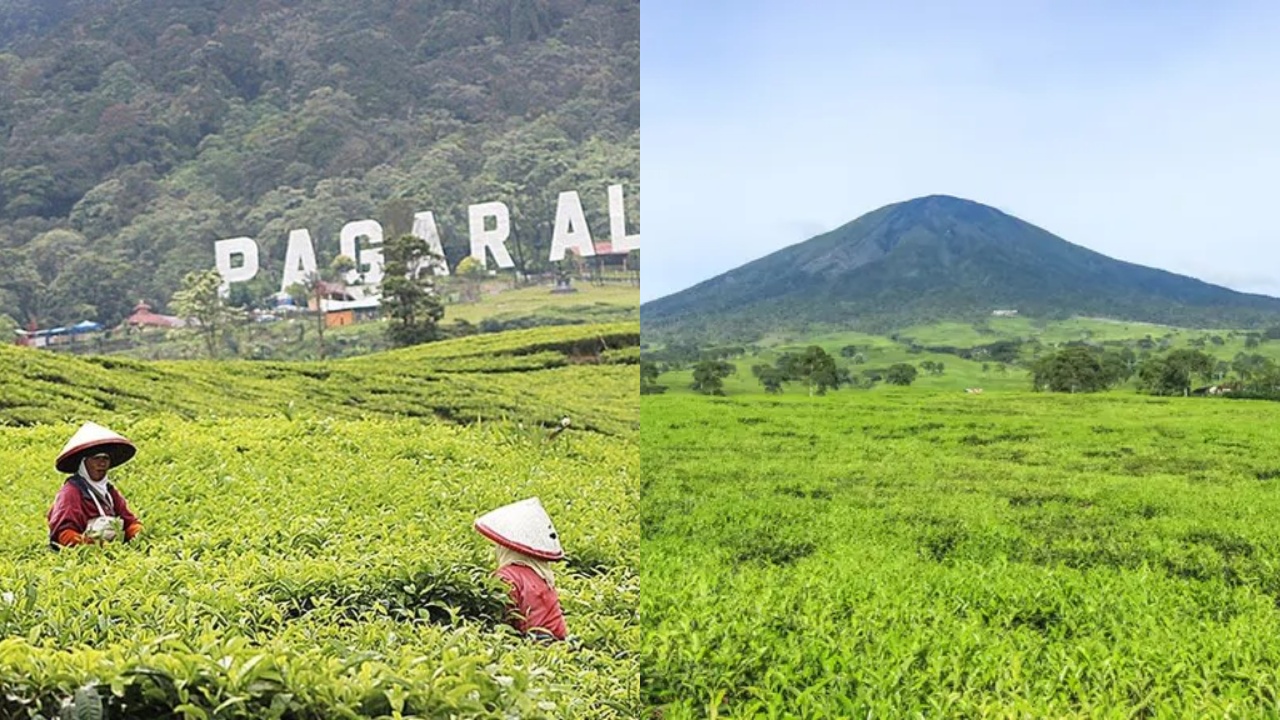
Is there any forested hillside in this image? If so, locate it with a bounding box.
[0,0,638,331]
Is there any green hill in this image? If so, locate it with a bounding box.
[642,195,1280,343]
[0,0,639,330]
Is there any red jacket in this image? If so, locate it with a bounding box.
[496,564,566,640]
[47,477,142,548]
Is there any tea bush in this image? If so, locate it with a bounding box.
[643,390,1280,718]
[0,324,638,718]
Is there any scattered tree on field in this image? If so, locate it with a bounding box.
[782,345,840,395]
[691,359,735,395]
[1031,346,1134,393]
[1137,348,1215,396]
[751,364,787,394]
[885,363,918,386]
[641,361,667,394]
[919,360,945,376]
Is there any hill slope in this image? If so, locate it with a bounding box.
[0,321,639,434]
[642,195,1280,342]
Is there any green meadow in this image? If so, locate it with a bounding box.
[643,390,1280,717]
[0,323,638,719]
[442,282,639,326]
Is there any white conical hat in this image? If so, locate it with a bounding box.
[474,497,564,561]
[55,421,136,473]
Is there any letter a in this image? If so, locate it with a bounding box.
[548,191,595,262]
[280,229,317,294]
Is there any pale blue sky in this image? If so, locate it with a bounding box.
[641,1,1280,303]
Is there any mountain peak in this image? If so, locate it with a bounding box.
[642,198,1280,342]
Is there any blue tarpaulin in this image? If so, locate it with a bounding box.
[68,321,103,334]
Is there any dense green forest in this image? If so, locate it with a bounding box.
[0,0,638,332]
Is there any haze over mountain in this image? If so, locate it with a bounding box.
[641,195,1280,343]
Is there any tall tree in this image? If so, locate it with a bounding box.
[172,269,235,359]
[776,346,839,395]
[381,234,445,348]
[793,346,839,395]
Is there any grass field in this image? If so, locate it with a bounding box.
[443,283,639,325]
[0,323,638,718]
[643,389,1280,718]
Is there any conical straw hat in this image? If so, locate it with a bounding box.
[55,421,136,473]
[474,497,565,561]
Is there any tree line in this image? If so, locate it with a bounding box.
[641,333,1280,401]
[641,345,929,397]
[1031,345,1280,397]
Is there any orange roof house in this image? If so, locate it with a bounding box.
[126,301,185,328]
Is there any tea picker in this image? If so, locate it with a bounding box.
[47,422,144,549]
[474,497,568,641]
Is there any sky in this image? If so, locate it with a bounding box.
[640,0,1280,303]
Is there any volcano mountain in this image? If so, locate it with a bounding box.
[642,195,1280,342]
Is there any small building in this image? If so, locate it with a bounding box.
[15,320,105,347]
[326,309,355,328]
[127,301,185,328]
[991,309,1019,317]
[270,292,306,313]
[590,241,632,272]
[305,281,358,311]
[320,296,380,328]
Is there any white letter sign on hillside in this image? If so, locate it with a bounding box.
[280,229,317,294]
[214,237,258,296]
[468,201,514,270]
[607,183,639,253]
[340,220,384,294]
[212,184,639,297]
[412,211,450,276]
[548,191,595,262]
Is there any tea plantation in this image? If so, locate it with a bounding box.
[643,389,1280,718]
[0,323,638,719]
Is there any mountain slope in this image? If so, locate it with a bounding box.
[642,195,1280,342]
